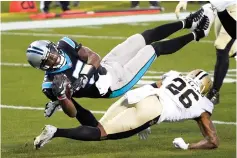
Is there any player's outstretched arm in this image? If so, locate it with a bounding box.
[172,112,219,150]
[189,112,219,149]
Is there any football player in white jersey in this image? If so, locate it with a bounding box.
[34,69,219,150]
[175,1,236,105]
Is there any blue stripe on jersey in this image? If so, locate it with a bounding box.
[62,37,76,48]
[109,54,156,98]
[42,82,52,89]
[46,52,72,74]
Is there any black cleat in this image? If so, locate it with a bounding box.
[183,8,204,29]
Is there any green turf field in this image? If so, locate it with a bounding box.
[1,1,202,22]
[1,8,236,158]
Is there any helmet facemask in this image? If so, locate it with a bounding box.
[186,69,213,96]
[40,42,66,71]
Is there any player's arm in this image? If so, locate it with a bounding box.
[52,74,77,117]
[58,36,101,68]
[173,112,219,150]
[57,97,77,117]
[175,1,188,19]
[72,46,102,90]
[189,112,219,149]
[78,46,101,69]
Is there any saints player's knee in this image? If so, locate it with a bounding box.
[214,38,228,50]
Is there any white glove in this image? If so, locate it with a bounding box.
[175,1,188,19]
[137,127,151,140]
[44,100,61,117]
[172,137,189,150]
[95,73,112,96]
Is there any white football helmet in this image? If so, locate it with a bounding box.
[26,40,65,71]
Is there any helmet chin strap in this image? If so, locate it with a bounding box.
[53,54,66,69]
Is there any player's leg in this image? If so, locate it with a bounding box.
[54,95,162,140]
[108,44,156,97]
[151,6,215,56]
[214,15,222,38]
[33,96,162,149]
[103,95,162,140]
[72,98,99,127]
[103,6,215,98]
[207,4,237,104]
[108,25,210,98]
[99,96,129,125]
[101,8,204,67]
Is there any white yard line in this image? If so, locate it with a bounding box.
[1,32,214,44]
[1,12,190,31]
[2,62,236,73]
[1,104,236,125]
[0,104,105,114]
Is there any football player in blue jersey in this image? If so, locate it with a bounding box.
[26,6,214,128]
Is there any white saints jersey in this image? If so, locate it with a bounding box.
[158,70,214,123]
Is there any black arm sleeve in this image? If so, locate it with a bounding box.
[217,10,237,39]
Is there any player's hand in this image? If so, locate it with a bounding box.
[52,74,70,100]
[172,137,189,150]
[95,74,111,96]
[137,127,151,140]
[44,101,61,117]
[175,1,188,19]
[72,75,89,92]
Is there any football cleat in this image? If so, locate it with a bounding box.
[193,5,215,41]
[34,125,57,150]
[183,7,204,30]
[201,3,215,36]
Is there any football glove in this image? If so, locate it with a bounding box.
[172,137,189,150]
[137,127,151,140]
[72,64,96,92]
[52,74,71,100]
[44,100,61,117]
[72,75,89,92]
[175,1,188,19]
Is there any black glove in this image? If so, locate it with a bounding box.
[72,75,89,92]
[52,74,71,100]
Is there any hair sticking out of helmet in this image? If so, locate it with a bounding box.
[186,69,213,95]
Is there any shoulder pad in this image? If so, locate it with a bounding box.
[57,37,82,53]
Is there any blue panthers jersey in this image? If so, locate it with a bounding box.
[42,37,110,101]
